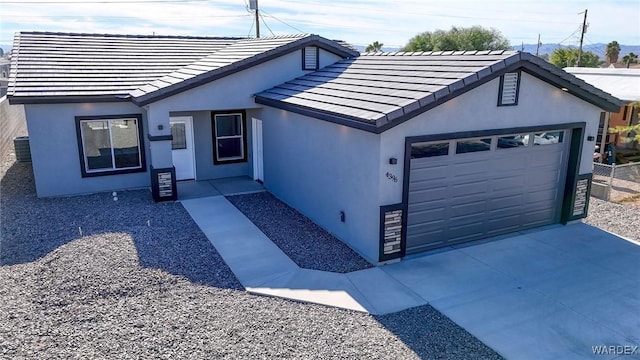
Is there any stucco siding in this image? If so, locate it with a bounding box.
[24,102,150,197]
[260,107,381,263]
[143,49,344,177]
[145,49,344,136]
[379,72,602,205]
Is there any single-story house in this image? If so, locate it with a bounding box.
[564,67,640,159]
[8,32,622,264]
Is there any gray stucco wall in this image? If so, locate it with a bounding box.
[379,72,602,205]
[24,102,150,197]
[144,48,344,176]
[259,107,382,263]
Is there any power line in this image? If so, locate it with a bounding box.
[260,10,306,34]
[259,13,275,37]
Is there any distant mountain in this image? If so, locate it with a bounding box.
[513,43,640,57]
[353,45,400,53]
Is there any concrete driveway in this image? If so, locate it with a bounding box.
[183,196,639,359]
[383,224,640,359]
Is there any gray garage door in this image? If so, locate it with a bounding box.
[406,130,569,254]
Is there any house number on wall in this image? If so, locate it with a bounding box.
[386,172,398,183]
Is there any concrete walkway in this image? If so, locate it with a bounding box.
[181,195,640,359]
[181,196,426,315]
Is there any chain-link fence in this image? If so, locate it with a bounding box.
[592,162,640,201]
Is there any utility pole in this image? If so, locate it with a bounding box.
[535,34,541,56]
[577,9,588,67]
[249,0,260,38]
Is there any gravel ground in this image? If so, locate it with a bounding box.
[583,198,640,242]
[0,151,502,359]
[226,192,372,273]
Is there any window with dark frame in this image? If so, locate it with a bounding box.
[76,114,145,177]
[411,141,450,158]
[498,72,520,106]
[212,111,247,164]
[456,138,492,154]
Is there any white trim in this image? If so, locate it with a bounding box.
[252,117,264,181]
[170,116,196,180]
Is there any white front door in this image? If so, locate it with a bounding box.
[170,116,195,180]
[252,117,264,182]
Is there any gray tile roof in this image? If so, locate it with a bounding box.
[255,51,624,133]
[131,34,358,106]
[7,32,358,105]
[8,32,241,101]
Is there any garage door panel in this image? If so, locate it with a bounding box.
[407,228,447,247]
[451,181,489,196]
[406,130,569,254]
[452,162,491,177]
[487,200,522,215]
[527,188,559,204]
[491,175,526,191]
[487,214,521,229]
[408,222,447,238]
[450,193,487,206]
[490,156,529,171]
[450,200,485,217]
[448,222,484,242]
[521,208,555,226]
[528,170,561,186]
[409,187,448,204]
[408,166,448,182]
[531,152,564,167]
[408,207,447,223]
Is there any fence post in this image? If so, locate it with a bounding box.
[607,163,615,200]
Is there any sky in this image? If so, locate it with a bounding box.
[1,0,639,51]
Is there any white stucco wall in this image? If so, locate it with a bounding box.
[379,72,602,205]
[24,102,149,197]
[259,107,382,263]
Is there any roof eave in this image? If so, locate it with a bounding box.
[254,95,379,133]
[7,94,131,105]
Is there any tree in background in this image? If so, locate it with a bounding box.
[605,41,620,64]
[401,26,510,52]
[365,41,384,52]
[622,52,638,68]
[610,101,640,144]
[549,48,599,68]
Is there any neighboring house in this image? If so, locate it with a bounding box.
[8,32,622,264]
[0,58,10,97]
[564,67,640,158]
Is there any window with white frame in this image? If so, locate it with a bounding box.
[212,111,246,164]
[76,114,145,177]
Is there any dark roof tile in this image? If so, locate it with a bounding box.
[256,51,624,132]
